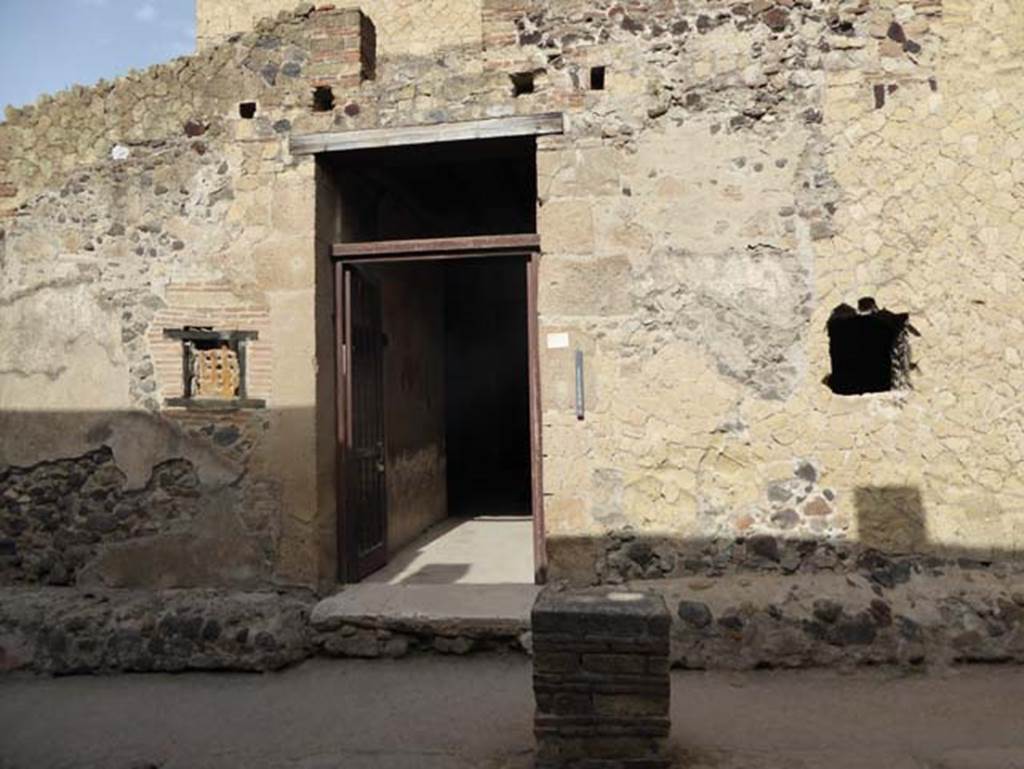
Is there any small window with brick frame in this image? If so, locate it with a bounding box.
[163,327,265,409]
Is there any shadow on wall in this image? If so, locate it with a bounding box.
[548,483,1021,586]
[855,486,927,553]
[0,407,323,590]
[547,489,1024,667]
[2,408,1021,599]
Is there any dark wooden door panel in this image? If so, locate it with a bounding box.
[342,266,388,579]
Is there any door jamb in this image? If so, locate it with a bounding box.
[332,234,547,584]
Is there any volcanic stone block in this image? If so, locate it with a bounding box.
[533,587,671,768]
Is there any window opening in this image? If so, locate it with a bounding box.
[825,298,918,395]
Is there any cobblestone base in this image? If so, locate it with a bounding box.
[2,571,1023,675]
[654,564,1024,669]
[0,587,314,674]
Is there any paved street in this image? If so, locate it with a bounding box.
[2,657,1023,769]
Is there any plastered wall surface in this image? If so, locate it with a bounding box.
[1,0,1022,590]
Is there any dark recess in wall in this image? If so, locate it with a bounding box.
[825,297,918,395]
[510,71,535,96]
[312,86,335,112]
[329,136,537,242]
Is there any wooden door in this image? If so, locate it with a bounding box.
[338,265,388,580]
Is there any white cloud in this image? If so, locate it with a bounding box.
[135,3,158,22]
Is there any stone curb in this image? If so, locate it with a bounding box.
[3,574,1024,675]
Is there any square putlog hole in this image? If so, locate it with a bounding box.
[313,86,335,112]
[510,71,535,97]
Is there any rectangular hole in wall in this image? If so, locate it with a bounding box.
[313,86,335,112]
[825,298,917,395]
[590,66,606,91]
[510,72,535,97]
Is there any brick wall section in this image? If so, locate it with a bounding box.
[481,0,528,49]
[148,288,272,405]
[307,8,376,91]
[481,0,541,72]
[197,0,481,57]
[532,588,671,769]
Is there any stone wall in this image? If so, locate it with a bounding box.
[0,587,314,674]
[1,576,1020,674]
[1,0,1023,593]
[0,4,566,590]
[525,0,1024,580]
[0,9,367,589]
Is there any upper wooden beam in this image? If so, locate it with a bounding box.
[290,113,565,155]
[332,234,540,261]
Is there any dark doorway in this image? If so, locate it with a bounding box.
[348,255,533,553]
[336,252,536,583]
[444,257,531,516]
[327,136,541,583]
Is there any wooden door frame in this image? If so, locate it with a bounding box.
[332,234,547,584]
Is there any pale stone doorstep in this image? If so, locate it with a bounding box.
[311,583,541,640]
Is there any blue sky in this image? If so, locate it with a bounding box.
[1,0,195,114]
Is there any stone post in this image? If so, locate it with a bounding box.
[532,587,672,768]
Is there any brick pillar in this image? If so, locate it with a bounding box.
[307,8,376,91]
[532,588,672,768]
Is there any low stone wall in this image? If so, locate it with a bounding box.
[311,616,531,659]
[532,588,671,769]
[0,586,529,674]
[2,570,1023,676]
[0,587,313,674]
[0,449,205,586]
[552,531,1024,586]
[659,567,1024,670]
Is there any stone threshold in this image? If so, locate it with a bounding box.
[311,583,540,658]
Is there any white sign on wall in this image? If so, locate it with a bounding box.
[546,332,570,349]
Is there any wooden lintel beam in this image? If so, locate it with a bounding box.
[332,234,540,261]
[290,113,565,155]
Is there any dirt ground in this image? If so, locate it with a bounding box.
[1,657,1023,769]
